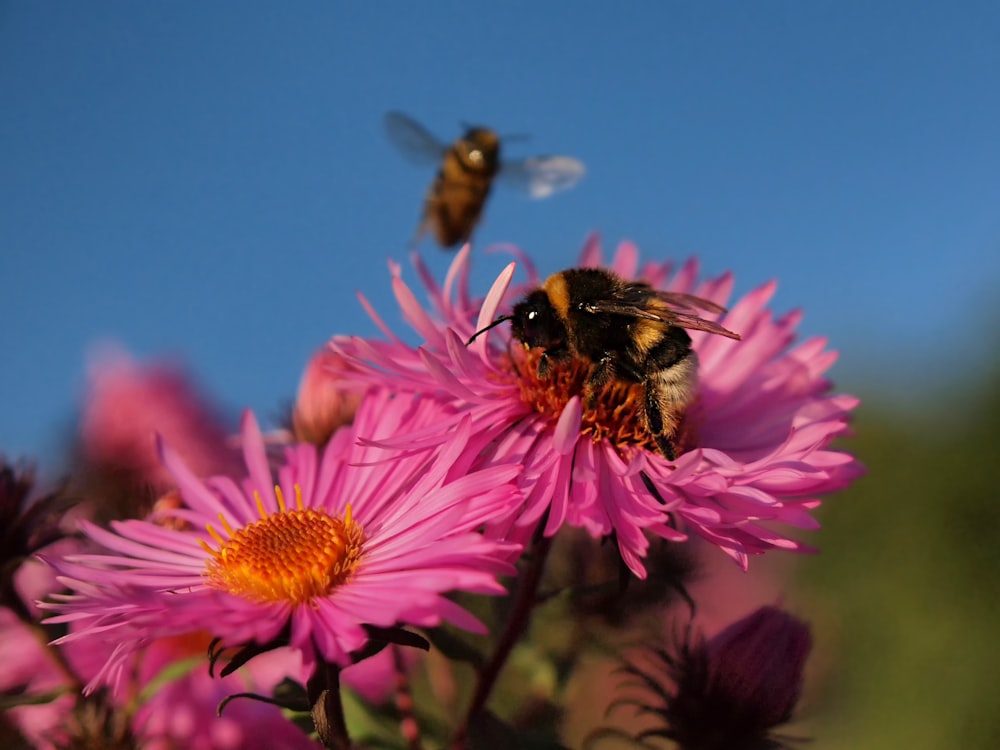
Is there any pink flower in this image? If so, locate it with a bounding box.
[329,237,862,575]
[79,347,241,487]
[43,389,522,692]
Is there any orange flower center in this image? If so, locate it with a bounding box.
[200,485,365,606]
[507,349,695,455]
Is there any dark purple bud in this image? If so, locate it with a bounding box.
[704,605,812,730]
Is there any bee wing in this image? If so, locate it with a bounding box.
[652,291,740,338]
[581,299,742,340]
[654,290,728,315]
[497,155,586,198]
[578,282,658,318]
[384,111,448,166]
[580,301,665,320]
[667,312,742,340]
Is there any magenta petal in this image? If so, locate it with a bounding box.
[471,261,517,357]
[610,240,639,278]
[554,398,583,455]
[578,231,603,267]
[393,276,445,349]
[441,244,473,316]
[355,292,408,346]
[239,410,276,510]
[157,437,229,518]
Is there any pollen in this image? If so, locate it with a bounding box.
[200,485,366,606]
[510,349,657,452]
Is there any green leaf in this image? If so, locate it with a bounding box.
[137,655,203,704]
[424,626,486,669]
[0,686,69,711]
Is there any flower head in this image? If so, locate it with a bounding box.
[614,606,812,750]
[703,606,812,730]
[43,390,522,692]
[329,237,862,575]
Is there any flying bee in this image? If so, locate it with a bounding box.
[469,268,742,460]
[384,111,585,249]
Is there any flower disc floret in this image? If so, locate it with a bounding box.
[511,348,667,454]
[202,486,365,606]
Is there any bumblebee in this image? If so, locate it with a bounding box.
[469,268,742,459]
[384,111,585,249]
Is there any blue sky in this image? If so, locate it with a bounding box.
[3,2,999,462]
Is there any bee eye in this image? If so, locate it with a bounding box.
[527,311,538,321]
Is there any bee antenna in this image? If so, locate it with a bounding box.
[466,315,513,345]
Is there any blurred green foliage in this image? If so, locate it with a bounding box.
[796,371,1000,749]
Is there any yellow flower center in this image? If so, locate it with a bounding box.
[200,485,365,606]
[508,349,695,455]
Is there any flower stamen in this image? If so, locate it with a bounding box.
[509,349,696,454]
[200,485,365,606]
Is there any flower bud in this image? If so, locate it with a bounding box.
[0,460,71,612]
[614,606,812,750]
[704,605,812,731]
[291,348,362,444]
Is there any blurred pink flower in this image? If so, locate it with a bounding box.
[0,607,74,748]
[130,635,320,750]
[4,544,317,750]
[328,237,863,575]
[43,389,522,692]
[79,347,240,486]
[2,623,322,749]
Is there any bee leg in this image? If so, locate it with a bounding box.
[643,387,678,460]
[584,355,617,408]
[658,437,678,461]
[537,348,570,378]
[642,335,699,461]
[537,352,552,378]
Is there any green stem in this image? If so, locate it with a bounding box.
[450,527,553,749]
[307,658,351,750]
